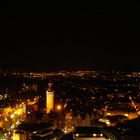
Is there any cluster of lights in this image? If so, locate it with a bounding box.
[0,94,8,100]
[63,126,74,134]
[75,133,103,137]
[99,118,111,126]
[27,96,39,105]
[0,102,27,140]
[0,95,40,140]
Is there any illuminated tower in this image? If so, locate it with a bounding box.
[46,82,54,113]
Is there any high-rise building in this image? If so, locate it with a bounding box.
[46,82,54,113]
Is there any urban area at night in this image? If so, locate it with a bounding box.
[0,4,139,140]
[0,70,140,139]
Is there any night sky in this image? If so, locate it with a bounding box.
[0,5,139,71]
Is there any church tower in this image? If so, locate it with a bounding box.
[46,82,54,113]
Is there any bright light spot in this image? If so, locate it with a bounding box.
[76,133,79,137]
[56,105,61,110]
[64,130,67,134]
[5,118,8,121]
[11,114,14,118]
[124,114,129,117]
[107,113,111,116]
[93,133,96,137]
[16,121,20,125]
[106,121,110,125]
[17,109,23,115]
[11,124,15,129]
[100,133,103,137]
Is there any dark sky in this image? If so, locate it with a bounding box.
[0,5,139,71]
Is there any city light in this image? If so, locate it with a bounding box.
[92,133,97,137]
[10,114,14,119]
[56,105,62,111]
[76,133,79,137]
[124,114,129,117]
[0,70,140,139]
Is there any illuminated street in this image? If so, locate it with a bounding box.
[0,97,39,140]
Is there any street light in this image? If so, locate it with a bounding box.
[56,105,62,111]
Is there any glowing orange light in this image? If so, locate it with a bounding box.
[56,105,62,110]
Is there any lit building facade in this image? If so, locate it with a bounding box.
[46,82,54,113]
[13,130,26,140]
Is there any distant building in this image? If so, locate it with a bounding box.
[46,82,54,113]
